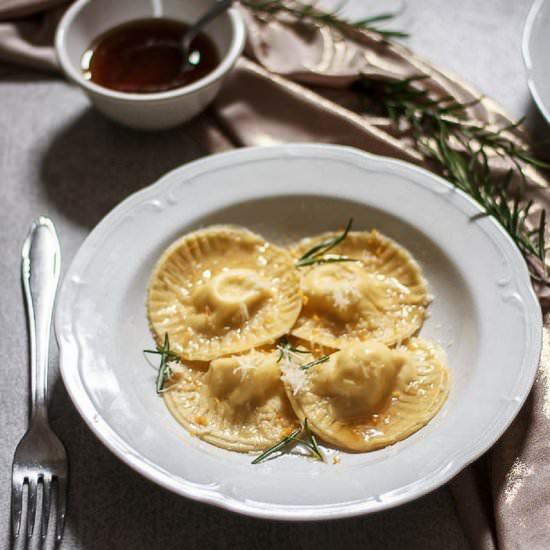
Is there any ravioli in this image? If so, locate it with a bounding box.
[291,230,430,348]
[147,223,449,458]
[163,350,298,452]
[282,339,449,452]
[147,226,302,361]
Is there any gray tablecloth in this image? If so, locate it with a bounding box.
[0,0,544,548]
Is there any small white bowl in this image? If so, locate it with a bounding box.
[523,0,550,125]
[55,0,246,130]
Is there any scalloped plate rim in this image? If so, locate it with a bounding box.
[55,143,542,520]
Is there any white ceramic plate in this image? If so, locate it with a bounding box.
[523,0,550,124]
[55,144,541,520]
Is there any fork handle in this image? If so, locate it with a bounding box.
[21,217,61,422]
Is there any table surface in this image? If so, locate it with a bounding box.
[0,0,545,548]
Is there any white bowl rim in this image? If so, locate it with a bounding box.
[54,0,246,102]
[522,0,550,124]
[55,143,542,521]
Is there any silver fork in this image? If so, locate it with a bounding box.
[11,217,68,545]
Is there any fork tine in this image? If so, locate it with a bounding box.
[41,476,52,541]
[10,475,25,539]
[26,477,39,538]
[54,476,67,542]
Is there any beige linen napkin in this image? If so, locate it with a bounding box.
[2,2,549,548]
[0,0,65,71]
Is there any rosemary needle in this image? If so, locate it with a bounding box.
[303,419,324,461]
[300,355,330,370]
[296,255,358,267]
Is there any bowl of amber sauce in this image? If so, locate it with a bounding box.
[55,0,245,130]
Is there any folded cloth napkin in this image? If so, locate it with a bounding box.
[2,2,549,549]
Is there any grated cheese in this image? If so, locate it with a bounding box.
[280,361,307,395]
[333,285,360,310]
[233,356,257,381]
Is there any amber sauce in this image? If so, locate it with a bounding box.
[81,18,220,94]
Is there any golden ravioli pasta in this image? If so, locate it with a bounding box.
[163,350,298,452]
[147,222,448,459]
[147,226,302,361]
[282,339,449,452]
[290,230,430,348]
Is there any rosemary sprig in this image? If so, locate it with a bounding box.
[296,218,359,267]
[353,74,550,281]
[144,333,180,394]
[276,336,331,369]
[241,0,408,39]
[252,418,325,464]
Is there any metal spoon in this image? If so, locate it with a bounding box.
[181,0,234,69]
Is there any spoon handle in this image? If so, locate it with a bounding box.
[182,0,234,54]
